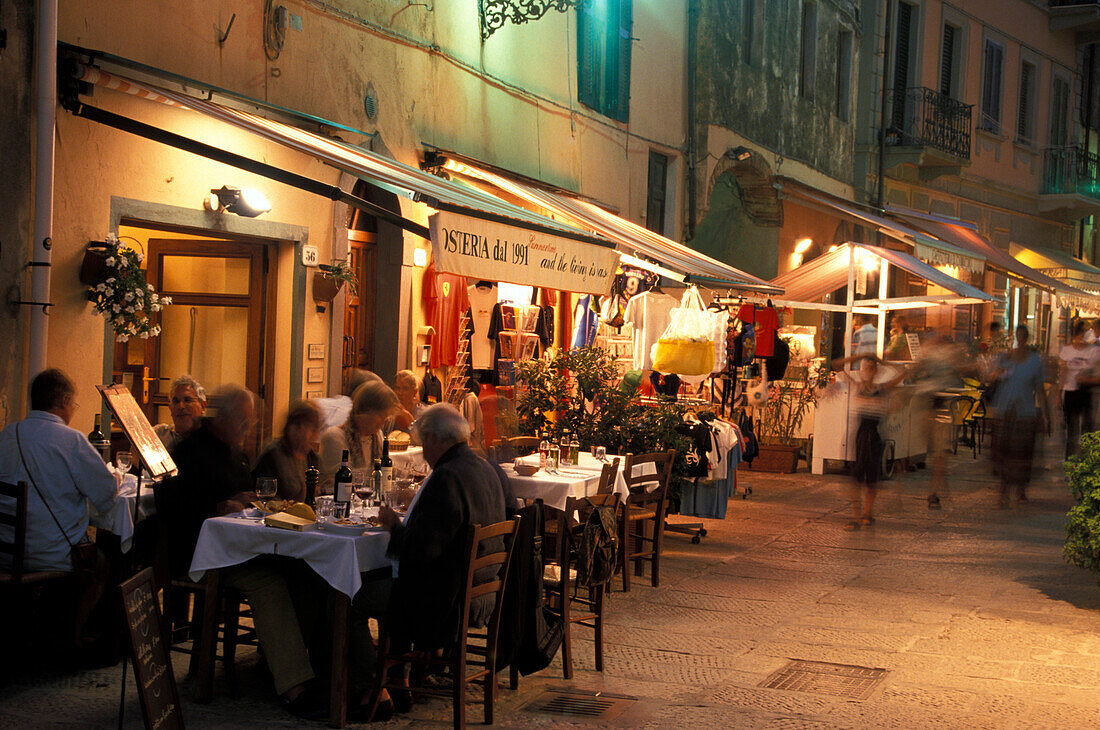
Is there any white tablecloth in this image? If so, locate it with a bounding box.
[189,516,391,598]
[89,474,149,553]
[505,452,652,510]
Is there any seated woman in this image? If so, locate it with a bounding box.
[389,369,424,441]
[319,380,400,492]
[253,399,324,503]
[154,374,206,452]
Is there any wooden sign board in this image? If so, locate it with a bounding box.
[98,384,177,479]
[904,332,922,360]
[120,568,183,730]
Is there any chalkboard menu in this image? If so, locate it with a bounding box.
[98,384,177,479]
[120,568,183,730]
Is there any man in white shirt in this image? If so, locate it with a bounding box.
[0,368,118,645]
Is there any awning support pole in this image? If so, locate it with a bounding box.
[64,100,432,240]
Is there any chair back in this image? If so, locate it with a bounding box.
[595,457,620,495]
[621,450,675,507]
[0,480,29,582]
[457,517,521,651]
[506,436,541,457]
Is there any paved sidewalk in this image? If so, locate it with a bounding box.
[3,437,1100,728]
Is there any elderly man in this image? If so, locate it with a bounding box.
[160,385,324,718]
[390,369,424,437]
[0,369,117,646]
[154,374,206,452]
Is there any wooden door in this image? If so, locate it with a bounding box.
[344,230,377,377]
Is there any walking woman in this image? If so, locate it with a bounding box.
[989,325,1048,507]
[1058,319,1100,458]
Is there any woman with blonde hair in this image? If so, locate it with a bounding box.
[319,380,400,492]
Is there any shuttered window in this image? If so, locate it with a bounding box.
[979,39,1005,133]
[645,151,668,236]
[743,0,755,65]
[836,29,852,121]
[577,0,633,123]
[891,2,914,131]
[940,24,956,98]
[799,2,817,101]
[1050,75,1071,147]
[1017,61,1036,144]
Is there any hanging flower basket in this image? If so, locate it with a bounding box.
[312,270,343,303]
[79,244,111,286]
[85,234,172,342]
[312,259,358,303]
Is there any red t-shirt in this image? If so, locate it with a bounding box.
[423,263,470,368]
[735,304,778,357]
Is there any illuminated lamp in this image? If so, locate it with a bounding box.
[728,146,753,162]
[795,238,813,254]
[206,185,271,217]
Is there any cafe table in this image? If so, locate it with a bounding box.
[189,515,391,727]
[503,452,652,510]
[89,473,149,553]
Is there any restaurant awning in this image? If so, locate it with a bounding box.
[769,243,993,306]
[438,158,783,294]
[883,205,1096,300]
[1010,243,1100,295]
[778,183,985,276]
[65,62,621,294]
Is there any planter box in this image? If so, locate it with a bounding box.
[740,443,800,473]
[79,247,110,286]
[311,271,343,303]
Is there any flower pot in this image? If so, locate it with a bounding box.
[740,443,800,473]
[311,271,343,303]
[80,247,110,286]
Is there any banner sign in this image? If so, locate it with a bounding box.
[429,211,619,295]
[914,241,984,276]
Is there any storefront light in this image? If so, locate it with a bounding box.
[413,247,427,267]
[795,238,813,254]
[205,185,272,218]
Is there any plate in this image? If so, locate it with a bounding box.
[239,507,265,519]
[322,520,368,536]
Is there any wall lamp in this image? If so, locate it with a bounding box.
[204,185,272,217]
[728,146,753,162]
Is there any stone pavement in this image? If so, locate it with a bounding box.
[3,436,1100,728]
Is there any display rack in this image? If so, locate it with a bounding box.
[444,314,471,406]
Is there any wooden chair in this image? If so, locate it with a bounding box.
[366,517,520,729]
[948,396,979,459]
[618,451,674,591]
[543,488,620,679]
[506,436,541,457]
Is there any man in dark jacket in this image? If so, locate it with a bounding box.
[378,402,507,647]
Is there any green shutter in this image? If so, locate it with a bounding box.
[577,2,598,111]
[610,0,632,122]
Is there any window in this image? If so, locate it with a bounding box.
[1017,60,1037,144]
[742,0,762,66]
[577,0,633,123]
[979,39,1005,134]
[645,151,669,236]
[1050,75,1071,147]
[939,23,960,98]
[799,2,817,100]
[891,2,916,131]
[835,29,852,121]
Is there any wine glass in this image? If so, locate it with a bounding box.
[255,477,278,510]
[594,446,607,462]
[114,450,133,474]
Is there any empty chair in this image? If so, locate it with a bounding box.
[618,451,674,591]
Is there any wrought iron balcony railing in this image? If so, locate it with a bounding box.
[1043,145,1100,198]
[885,87,973,160]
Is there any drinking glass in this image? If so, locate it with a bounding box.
[114,450,133,474]
[255,477,278,509]
[594,446,607,462]
[315,496,335,522]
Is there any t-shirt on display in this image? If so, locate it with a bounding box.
[422,262,470,369]
[467,282,498,370]
[623,291,679,371]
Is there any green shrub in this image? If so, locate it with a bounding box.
[1064,431,1100,581]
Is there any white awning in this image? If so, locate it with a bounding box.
[1010,243,1100,294]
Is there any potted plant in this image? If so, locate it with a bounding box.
[1064,432,1100,581]
[313,258,358,303]
[84,234,172,342]
[748,358,829,473]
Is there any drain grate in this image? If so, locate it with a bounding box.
[760,660,887,700]
[522,689,636,721]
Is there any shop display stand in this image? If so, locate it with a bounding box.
[444,315,471,406]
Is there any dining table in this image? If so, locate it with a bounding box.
[189,514,392,727]
[501,452,653,511]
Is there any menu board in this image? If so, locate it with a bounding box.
[120,568,183,730]
[97,384,177,479]
[905,333,922,360]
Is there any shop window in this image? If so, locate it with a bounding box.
[835,28,852,121]
[1017,60,1037,145]
[799,2,817,101]
[577,0,633,123]
[979,39,1005,134]
[645,151,668,236]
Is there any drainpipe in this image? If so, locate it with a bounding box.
[28,0,57,379]
[875,0,892,209]
[685,0,697,240]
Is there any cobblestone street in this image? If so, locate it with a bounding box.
[3,438,1100,728]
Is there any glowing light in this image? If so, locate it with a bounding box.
[795,238,813,254]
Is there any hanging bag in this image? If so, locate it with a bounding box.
[651,286,716,377]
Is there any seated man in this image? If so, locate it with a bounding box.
[253,399,323,503]
[154,374,206,453]
[0,368,117,647]
[389,370,424,441]
[348,404,505,719]
[160,385,324,718]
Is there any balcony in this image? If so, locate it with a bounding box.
[883,87,972,181]
[1049,1,1100,44]
[1039,145,1100,221]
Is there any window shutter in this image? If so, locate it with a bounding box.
[645,151,668,236]
[891,2,913,131]
[611,0,632,122]
[1017,62,1033,141]
[577,3,598,111]
[981,41,1003,132]
[940,24,955,98]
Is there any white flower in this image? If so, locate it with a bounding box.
[125,306,134,313]
[106,277,115,284]
[123,292,133,302]
[104,287,114,296]
[139,331,150,339]
[152,325,161,336]
[112,304,120,313]
[147,284,154,292]
[117,334,129,343]
[105,257,116,266]
[151,303,161,312]
[95,283,106,292]
[161,296,172,305]
[136,253,144,264]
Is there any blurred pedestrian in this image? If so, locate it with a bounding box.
[910,330,971,509]
[1058,319,1100,458]
[989,325,1048,507]
[832,354,906,530]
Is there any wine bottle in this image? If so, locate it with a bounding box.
[87,414,111,462]
[304,462,320,506]
[334,449,353,518]
[560,429,571,466]
[379,437,394,505]
[371,459,383,506]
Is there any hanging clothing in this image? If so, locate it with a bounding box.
[467,282,498,370]
[536,306,555,349]
[737,303,778,357]
[623,290,679,370]
[764,334,791,381]
[420,371,443,405]
[570,294,599,349]
[423,262,470,369]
